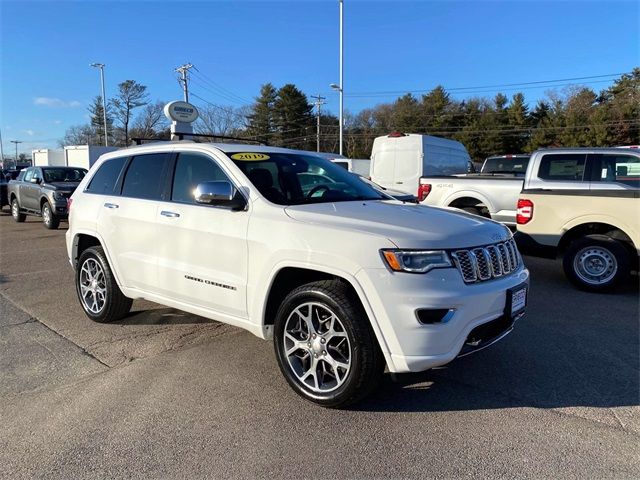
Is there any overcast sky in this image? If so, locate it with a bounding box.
[1,0,638,153]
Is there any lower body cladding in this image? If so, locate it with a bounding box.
[355,266,529,373]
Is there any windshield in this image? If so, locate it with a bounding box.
[43,168,87,183]
[482,156,530,174]
[229,152,386,205]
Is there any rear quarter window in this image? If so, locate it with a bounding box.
[86,157,127,195]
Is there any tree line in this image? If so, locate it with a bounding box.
[61,69,639,161]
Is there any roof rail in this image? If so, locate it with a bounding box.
[132,133,266,146]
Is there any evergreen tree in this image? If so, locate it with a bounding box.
[273,84,313,149]
[421,86,451,133]
[247,83,278,143]
[88,96,114,145]
[391,94,421,132]
[504,93,530,152]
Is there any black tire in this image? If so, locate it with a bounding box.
[461,206,481,216]
[274,279,385,408]
[75,246,132,323]
[42,202,59,229]
[11,198,26,222]
[563,235,630,292]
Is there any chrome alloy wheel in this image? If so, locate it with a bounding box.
[574,246,618,285]
[42,204,51,225]
[79,258,107,314]
[283,302,352,393]
[11,200,19,219]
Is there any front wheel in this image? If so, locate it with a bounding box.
[11,198,26,222]
[274,280,384,408]
[42,202,59,229]
[563,235,630,292]
[75,246,132,322]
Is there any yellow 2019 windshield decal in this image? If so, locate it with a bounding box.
[230,153,270,161]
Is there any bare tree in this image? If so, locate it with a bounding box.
[130,101,168,139]
[110,80,149,146]
[195,104,248,138]
[59,124,95,147]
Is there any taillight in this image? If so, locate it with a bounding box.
[417,183,432,202]
[67,197,73,213]
[516,199,533,224]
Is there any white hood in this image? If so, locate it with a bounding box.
[284,201,511,249]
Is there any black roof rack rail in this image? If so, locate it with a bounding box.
[132,133,266,146]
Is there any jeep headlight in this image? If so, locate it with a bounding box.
[381,249,452,273]
[53,191,66,201]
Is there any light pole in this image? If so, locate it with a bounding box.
[330,0,344,156]
[90,63,109,146]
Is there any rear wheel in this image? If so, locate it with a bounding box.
[76,246,132,322]
[42,202,59,229]
[563,235,630,292]
[274,280,385,408]
[11,198,25,222]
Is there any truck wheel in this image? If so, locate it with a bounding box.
[76,246,132,323]
[563,235,630,292]
[42,202,59,229]
[274,280,384,408]
[11,198,26,222]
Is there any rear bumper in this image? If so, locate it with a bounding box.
[514,231,557,259]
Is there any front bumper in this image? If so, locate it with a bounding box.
[356,265,529,373]
[52,200,68,218]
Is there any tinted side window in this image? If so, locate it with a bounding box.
[86,157,127,195]
[538,154,586,181]
[121,153,169,200]
[171,153,230,204]
[593,154,640,187]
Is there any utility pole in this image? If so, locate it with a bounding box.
[175,63,194,102]
[310,94,326,152]
[10,140,22,168]
[90,63,109,146]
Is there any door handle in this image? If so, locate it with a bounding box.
[160,210,180,218]
[104,202,119,209]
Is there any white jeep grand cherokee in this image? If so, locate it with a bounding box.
[66,143,529,407]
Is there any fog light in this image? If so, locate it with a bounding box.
[416,309,454,324]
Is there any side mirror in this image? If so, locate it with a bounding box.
[194,181,246,210]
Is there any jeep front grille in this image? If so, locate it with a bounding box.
[452,239,521,283]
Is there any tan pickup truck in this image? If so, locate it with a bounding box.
[515,148,639,292]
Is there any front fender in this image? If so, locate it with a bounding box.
[254,260,396,372]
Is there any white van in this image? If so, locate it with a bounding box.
[370,133,471,195]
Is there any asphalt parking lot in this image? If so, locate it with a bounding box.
[0,212,638,479]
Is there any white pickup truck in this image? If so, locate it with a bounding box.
[421,149,639,226]
[66,143,529,407]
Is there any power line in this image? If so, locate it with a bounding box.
[191,67,252,104]
[345,72,629,98]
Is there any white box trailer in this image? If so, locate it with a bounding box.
[64,145,118,169]
[331,158,371,177]
[370,133,471,195]
[32,149,65,167]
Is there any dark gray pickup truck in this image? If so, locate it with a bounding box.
[8,166,87,229]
